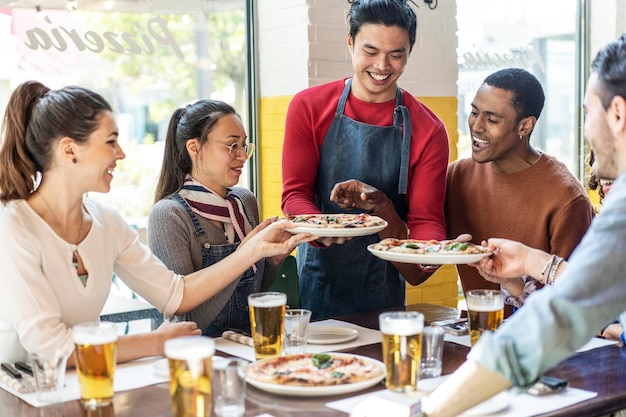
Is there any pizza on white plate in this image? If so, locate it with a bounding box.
[284,213,385,229]
[373,238,490,255]
[247,353,384,387]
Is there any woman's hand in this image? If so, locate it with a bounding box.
[152,320,202,355]
[330,179,390,212]
[241,218,317,260]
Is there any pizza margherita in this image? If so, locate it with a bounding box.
[372,238,490,255]
[247,353,384,387]
[285,213,386,229]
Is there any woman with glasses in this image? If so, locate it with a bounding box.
[149,100,281,337]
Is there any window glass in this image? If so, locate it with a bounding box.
[456,0,577,174]
[0,1,249,230]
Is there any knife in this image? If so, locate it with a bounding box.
[14,361,33,377]
[1,362,35,392]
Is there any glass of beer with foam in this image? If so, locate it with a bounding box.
[248,292,286,360]
[72,321,118,408]
[164,336,215,417]
[466,289,504,346]
[379,311,424,392]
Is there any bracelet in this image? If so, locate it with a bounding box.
[418,264,440,272]
[621,331,626,344]
[540,254,556,284]
[546,256,564,285]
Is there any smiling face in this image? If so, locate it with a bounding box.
[348,23,410,103]
[584,73,620,182]
[75,111,125,193]
[468,84,537,172]
[189,113,248,197]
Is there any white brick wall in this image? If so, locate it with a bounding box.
[258,0,458,97]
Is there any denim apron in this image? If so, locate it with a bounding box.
[171,194,262,336]
[297,78,411,319]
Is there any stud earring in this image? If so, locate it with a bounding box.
[519,135,523,141]
[72,158,77,164]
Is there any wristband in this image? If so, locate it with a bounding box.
[621,331,625,344]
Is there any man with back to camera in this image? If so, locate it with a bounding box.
[412,33,626,417]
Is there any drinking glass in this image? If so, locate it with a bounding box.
[283,309,311,355]
[378,311,424,392]
[72,321,118,408]
[248,292,286,360]
[466,289,504,346]
[165,336,215,417]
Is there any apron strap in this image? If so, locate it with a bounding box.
[394,88,411,194]
[340,78,411,194]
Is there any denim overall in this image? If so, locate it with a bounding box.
[171,194,262,336]
[297,78,411,319]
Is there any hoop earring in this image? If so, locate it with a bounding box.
[519,135,523,141]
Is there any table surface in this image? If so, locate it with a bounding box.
[2,303,625,417]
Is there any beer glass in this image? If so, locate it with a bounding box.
[72,321,118,408]
[466,289,504,346]
[378,311,424,392]
[164,336,215,417]
[248,292,286,360]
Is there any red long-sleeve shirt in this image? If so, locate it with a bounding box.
[281,79,449,240]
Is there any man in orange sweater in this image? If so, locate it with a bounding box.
[445,68,594,316]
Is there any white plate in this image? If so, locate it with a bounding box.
[367,244,492,265]
[152,356,228,378]
[285,216,388,237]
[246,353,385,397]
[459,391,510,416]
[307,326,359,344]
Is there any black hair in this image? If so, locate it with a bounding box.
[347,0,417,51]
[483,68,545,123]
[590,33,626,110]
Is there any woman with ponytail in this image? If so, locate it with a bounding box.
[149,100,282,336]
[0,81,314,364]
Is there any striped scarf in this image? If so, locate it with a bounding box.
[178,175,252,244]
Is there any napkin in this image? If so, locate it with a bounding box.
[0,370,35,394]
[222,330,254,347]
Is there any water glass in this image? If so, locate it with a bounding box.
[419,326,445,378]
[212,358,248,417]
[284,309,311,354]
[31,349,69,404]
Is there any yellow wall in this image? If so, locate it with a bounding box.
[259,95,460,307]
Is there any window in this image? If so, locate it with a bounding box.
[456,0,578,175]
[0,0,251,229]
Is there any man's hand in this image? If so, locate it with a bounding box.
[330,179,390,212]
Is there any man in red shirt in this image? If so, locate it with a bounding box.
[281,0,449,319]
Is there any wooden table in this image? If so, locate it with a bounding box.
[2,303,625,417]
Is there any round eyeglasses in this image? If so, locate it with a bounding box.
[208,140,255,159]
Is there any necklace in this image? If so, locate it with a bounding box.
[39,192,88,286]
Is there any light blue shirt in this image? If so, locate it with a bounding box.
[469,173,626,387]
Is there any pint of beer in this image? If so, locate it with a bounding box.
[248,292,286,360]
[379,311,424,392]
[164,336,215,417]
[466,289,504,346]
[72,321,118,408]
